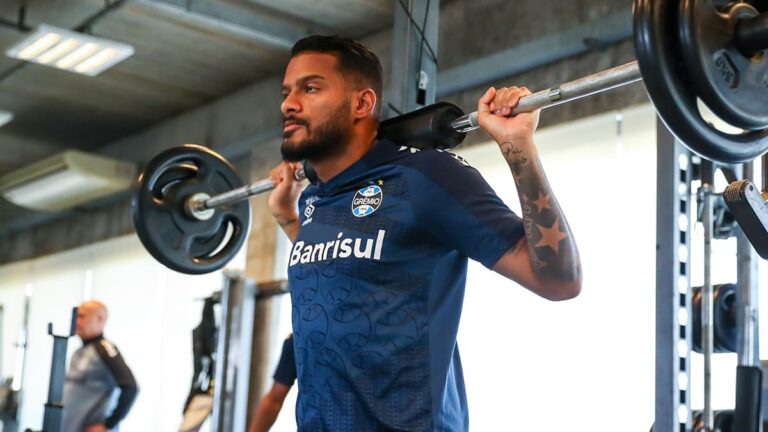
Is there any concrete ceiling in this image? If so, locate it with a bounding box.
[0,0,393,227]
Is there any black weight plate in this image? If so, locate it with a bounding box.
[713,283,737,353]
[634,0,768,163]
[132,144,251,274]
[149,161,228,258]
[679,0,768,130]
[691,284,737,353]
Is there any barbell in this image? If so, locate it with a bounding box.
[132,0,768,274]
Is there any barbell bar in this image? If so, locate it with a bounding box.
[186,62,645,219]
[187,168,307,221]
[451,61,643,133]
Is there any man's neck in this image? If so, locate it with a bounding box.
[81,333,104,344]
[311,128,377,183]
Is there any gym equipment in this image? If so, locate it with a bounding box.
[690,409,735,431]
[133,0,768,274]
[733,365,762,432]
[691,283,737,353]
[25,308,77,432]
[723,179,768,259]
[132,145,252,275]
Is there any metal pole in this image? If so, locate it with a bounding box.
[733,161,763,432]
[700,184,715,430]
[451,61,642,132]
[211,273,256,432]
[386,0,440,116]
[655,122,691,431]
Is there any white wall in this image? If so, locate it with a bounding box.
[453,104,658,431]
[0,235,245,431]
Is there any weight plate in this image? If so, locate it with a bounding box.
[634,0,768,163]
[713,283,737,353]
[679,0,768,130]
[691,284,737,354]
[132,144,251,274]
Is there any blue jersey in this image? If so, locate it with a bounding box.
[288,140,524,431]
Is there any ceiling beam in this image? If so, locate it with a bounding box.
[436,9,633,97]
[128,0,303,51]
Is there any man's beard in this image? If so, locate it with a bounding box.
[281,101,351,163]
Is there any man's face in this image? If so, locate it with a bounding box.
[280,52,353,162]
[75,304,105,339]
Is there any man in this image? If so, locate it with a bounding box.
[62,300,138,432]
[268,35,581,431]
[248,334,296,432]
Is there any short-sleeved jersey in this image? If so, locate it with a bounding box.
[273,334,297,386]
[288,140,524,431]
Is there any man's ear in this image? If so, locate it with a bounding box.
[352,89,377,119]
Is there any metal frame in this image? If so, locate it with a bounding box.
[211,273,256,432]
[736,161,760,369]
[655,120,692,432]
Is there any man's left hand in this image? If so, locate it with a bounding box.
[84,423,108,432]
[477,86,540,147]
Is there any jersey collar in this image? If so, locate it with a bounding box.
[313,139,399,194]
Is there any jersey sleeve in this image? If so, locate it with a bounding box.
[272,334,297,386]
[95,339,139,429]
[408,150,525,268]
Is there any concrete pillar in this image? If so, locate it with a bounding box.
[242,138,283,427]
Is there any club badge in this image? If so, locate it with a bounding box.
[351,185,383,217]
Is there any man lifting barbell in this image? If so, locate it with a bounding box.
[129,1,768,429]
[266,35,581,431]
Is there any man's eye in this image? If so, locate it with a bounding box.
[305,85,317,93]
[281,92,289,100]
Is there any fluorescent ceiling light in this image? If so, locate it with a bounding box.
[0,150,136,212]
[6,24,134,76]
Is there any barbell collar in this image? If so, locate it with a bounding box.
[188,167,308,220]
[450,61,643,133]
[736,12,768,57]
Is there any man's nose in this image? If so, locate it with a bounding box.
[281,91,300,115]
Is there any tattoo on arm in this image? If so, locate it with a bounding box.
[275,216,298,228]
[501,141,580,283]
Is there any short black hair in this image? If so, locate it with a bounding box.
[291,35,383,117]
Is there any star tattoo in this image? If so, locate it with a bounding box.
[534,218,568,255]
[532,192,552,212]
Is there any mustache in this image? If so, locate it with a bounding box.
[283,116,308,126]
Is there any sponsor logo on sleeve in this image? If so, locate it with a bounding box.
[100,339,119,358]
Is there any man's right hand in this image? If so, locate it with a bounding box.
[268,161,307,241]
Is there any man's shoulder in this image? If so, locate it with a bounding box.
[389,144,473,175]
[95,338,121,359]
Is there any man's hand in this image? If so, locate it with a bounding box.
[267,161,307,241]
[84,423,108,432]
[476,86,540,148]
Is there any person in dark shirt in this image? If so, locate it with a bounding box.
[248,334,296,432]
[61,300,138,432]
[267,35,582,431]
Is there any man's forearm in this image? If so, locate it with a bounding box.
[499,138,581,283]
[273,212,299,242]
[104,384,138,429]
